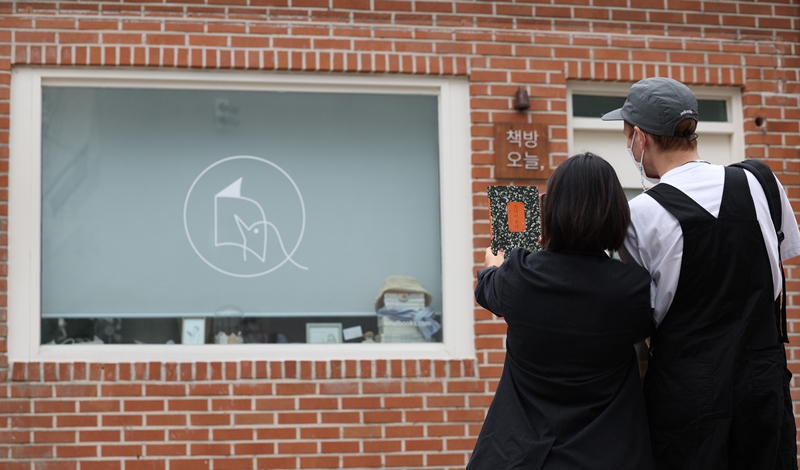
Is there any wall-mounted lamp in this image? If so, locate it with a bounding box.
[514,86,530,111]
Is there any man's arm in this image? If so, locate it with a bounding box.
[777,176,800,261]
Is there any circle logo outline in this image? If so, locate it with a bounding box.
[183,155,306,278]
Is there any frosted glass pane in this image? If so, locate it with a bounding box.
[41,88,442,328]
[573,94,727,122]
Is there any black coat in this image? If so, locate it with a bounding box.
[468,247,655,470]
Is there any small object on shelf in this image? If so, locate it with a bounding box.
[306,323,343,344]
[374,276,440,343]
[181,318,206,345]
[374,276,432,310]
[378,316,429,343]
[343,325,363,341]
[215,331,229,344]
[383,293,426,310]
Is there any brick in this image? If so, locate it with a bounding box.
[255,457,296,469]
[12,444,55,458]
[321,411,359,424]
[319,440,358,453]
[11,385,52,398]
[101,385,141,397]
[57,415,97,427]
[342,426,382,438]
[363,439,401,453]
[80,430,121,443]
[300,456,338,468]
[34,431,74,444]
[319,382,358,395]
[190,414,230,426]
[100,445,142,457]
[429,424,466,436]
[233,442,274,455]
[405,381,444,393]
[0,431,30,444]
[145,385,185,396]
[406,410,444,422]
[168,459,209,470]
[232,383,272,395]
[428,453,466,465]
[363,411,401,423]
[278,441,317,454]
[102,415,143,427]
[385,425,424,438]
[255,398,295,411]
[211,399,251,411]
[299,398,338,410]
[447,437,478,451]
[168,399,208,411]
[0,400,30,413]
[57,445,98,458]
[191,443,231,455]
[208,458,251,470]
[148,444,188,456]
[125,400,164,412]
[448,381,485,393]
[277,412,317,425]
[256,427,297,440]
[146,414,187,426]
[125,430,165,442]
[406,439,443,451]
[299,427,339,439]
[362,382,401,394]
[341,396,380,409]
[385,454,423,467]
[125,460,165,470]
[80,400,120,413]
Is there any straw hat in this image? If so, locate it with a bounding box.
[374,276,432,310]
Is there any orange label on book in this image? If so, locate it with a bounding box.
[507,201,526,232]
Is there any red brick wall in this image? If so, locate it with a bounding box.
[1,1,799,469]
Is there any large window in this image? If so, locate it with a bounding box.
[9,68,473,362]
[568,81,744,196]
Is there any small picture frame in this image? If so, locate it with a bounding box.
[306,322,343,344]
[182,318,206,345]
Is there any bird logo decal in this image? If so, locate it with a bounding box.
[184,156,308,278]
[214,177,268,262]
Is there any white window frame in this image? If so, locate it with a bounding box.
[9,67,474,363]
[567,81,744,165]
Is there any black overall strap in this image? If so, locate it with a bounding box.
[730,160,783,235]
[644,183,716,225]
[730,159,788,343]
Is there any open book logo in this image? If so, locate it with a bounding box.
[184,156,307,278]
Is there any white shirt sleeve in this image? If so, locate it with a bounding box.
[777,176,800,261]
[622,195,682,327]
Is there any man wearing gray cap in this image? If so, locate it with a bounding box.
[602,77,800,469]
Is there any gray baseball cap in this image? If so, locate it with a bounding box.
[601,77,699,136]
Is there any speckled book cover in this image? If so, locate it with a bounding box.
[488,185,542,258]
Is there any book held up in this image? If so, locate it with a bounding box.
[487,185,542,258]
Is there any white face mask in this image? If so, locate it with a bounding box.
[627,132,659,189]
